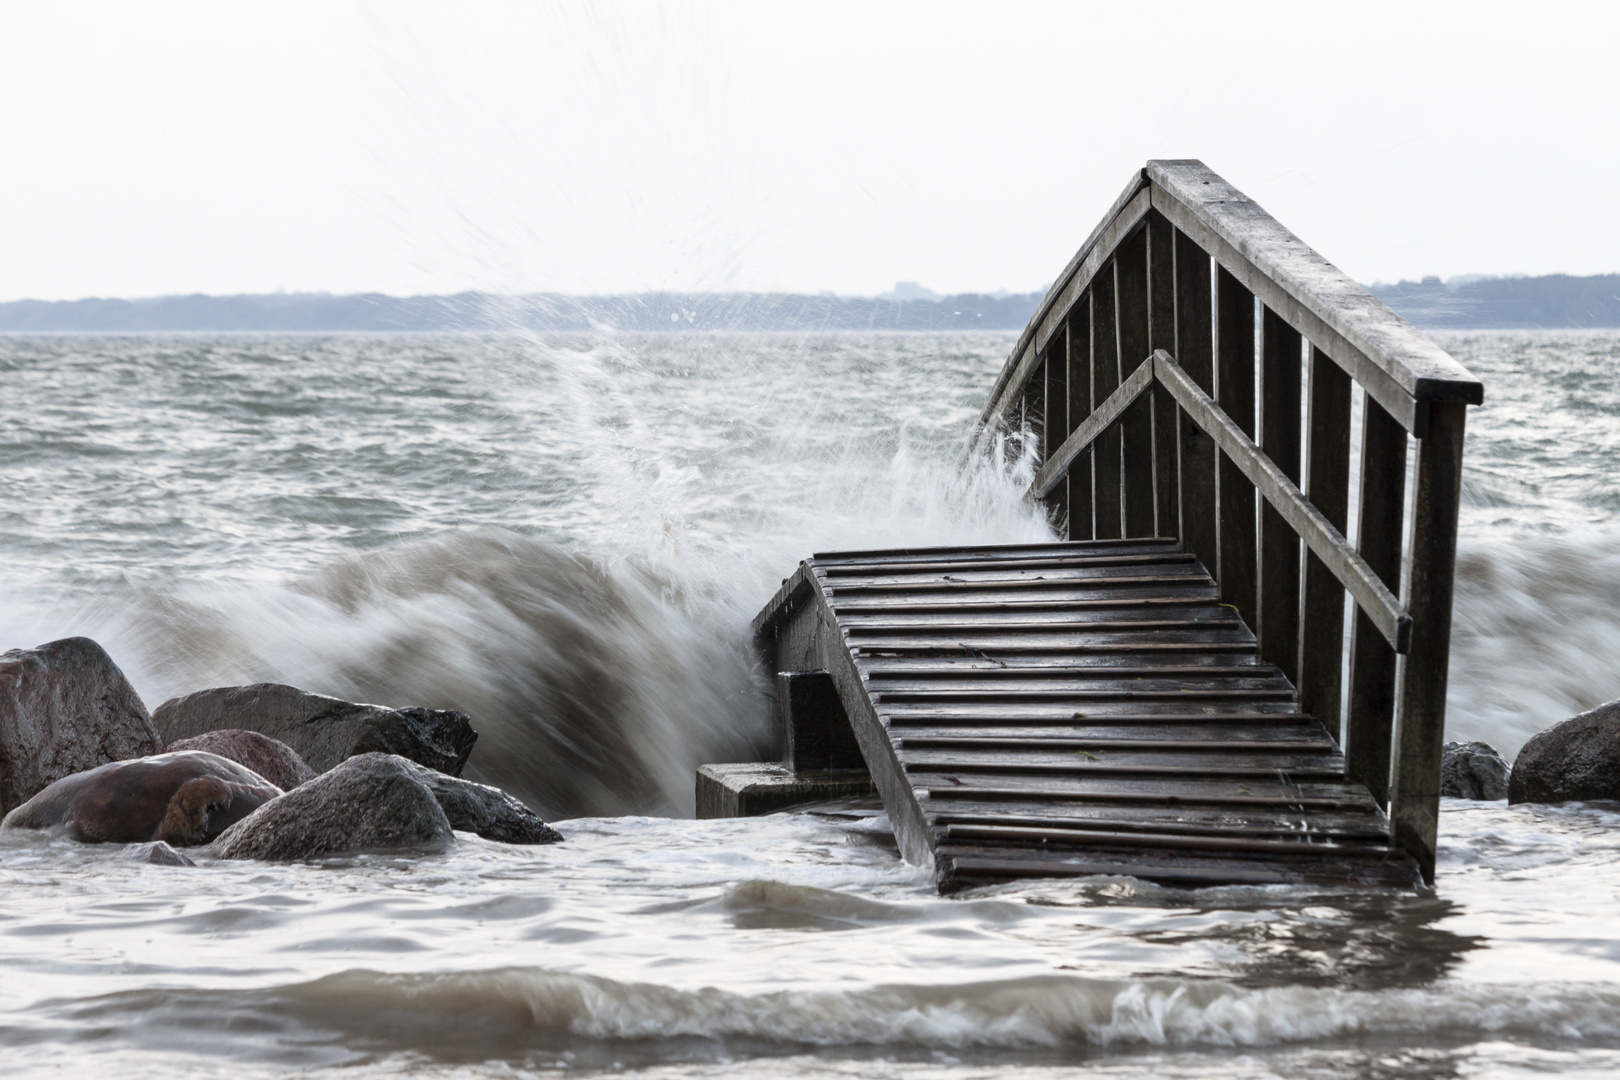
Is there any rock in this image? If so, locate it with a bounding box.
[210,753,453,861]
[153,683,477,776]
[1510,701,1620,804]
[394,757,562,844]
[1440,740,1511,800]
[130,841,196,866]
[164,729,316,791]
[1,751,281,846]
[0,637,162,814]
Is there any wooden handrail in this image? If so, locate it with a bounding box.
[969,160,1480,883]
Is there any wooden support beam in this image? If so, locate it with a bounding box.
[1215,266,1258,629]
[1390,400,1467,883]
[1042,328,1068,528]
[1174,229,1219,579]
[1092,271,1123,539]
[1066,307,1094,539]
[1258,307,1303,685]
[1116,226,1155,537]
[1299,345,1352,739]
[1147,213,1178,539]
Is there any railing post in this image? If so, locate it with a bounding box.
[1173,230,1217,573]
[1258,307,1303,685]
[1116,227,1155,538]
[1042,326,1069,530]
[1066,308,1094,540]
[1147,213,1177,538]
[1391,400,1467,884]
[1346,398,1408,807]
[1214,266,1258,629]
[1299,345,1353,737]
[1091,267,1123,538]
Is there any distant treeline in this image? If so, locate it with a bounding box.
[0,291,1044,333]
[1370,274,1620,329]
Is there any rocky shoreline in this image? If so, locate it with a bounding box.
[0,636,562,863]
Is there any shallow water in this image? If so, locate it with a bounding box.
[1,329,1618,1076]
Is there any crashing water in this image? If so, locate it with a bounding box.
[1,329,1618,1077]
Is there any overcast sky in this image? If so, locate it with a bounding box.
[1,1,1614,301]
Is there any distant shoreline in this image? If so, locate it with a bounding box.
[1,274,1616,332]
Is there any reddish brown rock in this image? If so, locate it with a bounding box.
[164,729,316,791]
[153,683,476,776]
[0,637,161,814]
[1,750,281,846]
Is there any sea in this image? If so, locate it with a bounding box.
[2,328,1619,1079]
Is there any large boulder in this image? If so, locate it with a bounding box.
[1510,701,1620,804]
[1441,740,1511,800]
[153,684,476,776]
[0,637,161,814]
[164,729,316,791]
[394,757,562,845]
[210,753,453,861]
[1,750,281,846]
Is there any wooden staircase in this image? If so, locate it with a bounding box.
[752,537,1422,892]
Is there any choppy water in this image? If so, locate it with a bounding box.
[1,329,1618,1077]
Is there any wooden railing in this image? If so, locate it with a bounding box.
[969,160,1482,882]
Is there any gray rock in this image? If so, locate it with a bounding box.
[1440,740,1510,800]
[1510,701,1620,804]
[164,729,316,791]
[394,757,562,844]
[211,753,453,861]
[1,751,282,846]
[129,841,196,866]
[0,637,161,814]
[153,683,477,776]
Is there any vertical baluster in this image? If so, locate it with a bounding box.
[1115,229,1154,538]
[1091,268,1122,538]
[1043,327,1069,530]
[1391,400,1467,883]
[1346,398,1407,807]
[1299,346,1352,735]
[1258,308,1303,684]
[1147,213,1177,538]
[1066,305,1094,540]
[1173,230,1217,571]
[1214,267,1257,627]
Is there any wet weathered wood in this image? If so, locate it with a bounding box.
[1091,270,1123,538]
[1116,227,1156,537]
[1174,228,1219,581]
[1215,266,1259,628]
[1031,356,1153,499]
[1299,345,1353,738]
[1042,326,1068,526]
[1389,400,1467,883]
[1065,305,1094,540]
[1345,397,1407,807]
[1258,306,1303,684]
[1148,213,1179,538]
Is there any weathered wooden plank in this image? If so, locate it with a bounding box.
[896,725,1326,745]
[1345,397,1407,807]
[832,592,1221,616]
[940,823,1387,859]
[1174,227,1220,580]
[899,734,1332,752]
[859,655,1273,674]
[920,779,1380,811]
[1299,344,1352,735]
[827,569,1209,593]
[901,750,1344,776]
[1066,304,1095,540]
[1258,306,1303,684]
[1091,268,1123,538]
[883,704,1304,723]
[938,846,1419,890]
[1215,266,1259,628]
[850,632,1258,653]
[877,688,1297,705]
[1154,352,1411,651]
[1117,227,1156,537]
[1390,400,1467,883]
[930,806,1391,841]
[1042,329,1067,527]
[1147,160,1481,413]
[871,671,1290,690]
[1148,212,1179,538]
[822,557,1199,584]
[1030,359,1154,498]
[813,538,1178,567]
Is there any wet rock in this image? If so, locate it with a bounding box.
[164,729,316,791]
[1,751,281,846]
[0,637,162,815]
[130,841,196,866]
[153,683,477,776]
[210,753,453,861]
[1510,701,1620,804]
[395,757,562,844]
[1441,740,1511,800]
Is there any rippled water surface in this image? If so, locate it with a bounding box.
[1,330,1619,1077]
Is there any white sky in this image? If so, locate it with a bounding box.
[0,1,1615,301]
